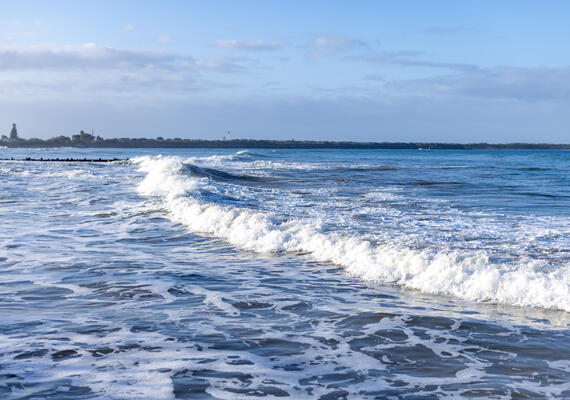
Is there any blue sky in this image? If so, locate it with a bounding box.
[1,1,569,142]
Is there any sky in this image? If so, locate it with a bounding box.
[1,1,569,143]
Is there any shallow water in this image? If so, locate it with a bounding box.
[1,148,569,399]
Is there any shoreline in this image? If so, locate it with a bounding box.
[2,138,569,150]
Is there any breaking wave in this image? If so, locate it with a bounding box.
[134,156,570,312]
[182,164,270,185]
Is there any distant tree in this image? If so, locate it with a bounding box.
[50,135,71,145]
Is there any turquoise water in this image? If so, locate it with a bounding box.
[1,148,569,399]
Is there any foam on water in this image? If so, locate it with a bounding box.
[134,156,570,312]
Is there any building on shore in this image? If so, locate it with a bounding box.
[10,123,18,140]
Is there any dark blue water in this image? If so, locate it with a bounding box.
[1,148,568,399]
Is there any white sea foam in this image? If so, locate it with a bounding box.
[0,165,97,179]
[134,156,570,312]
[43,169,98,179]
[364,190,404,202]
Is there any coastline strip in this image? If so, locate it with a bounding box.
[0,157,128,162]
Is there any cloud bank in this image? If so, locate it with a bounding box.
[0,43,252,100]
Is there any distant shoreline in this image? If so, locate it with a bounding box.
[1,137,569,150]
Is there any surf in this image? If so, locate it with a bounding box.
[134,155,570,312]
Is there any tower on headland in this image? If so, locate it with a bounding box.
[9,123,18,140]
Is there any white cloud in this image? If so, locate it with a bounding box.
[122,24,135,33]
[0,43,252,102]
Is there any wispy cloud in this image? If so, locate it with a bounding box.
[355,51,478,72]
[308,35,366,59]
[0,43,249,73]
[0,43,183,70]
[387,66,570,101]
[156,34,171,44]
[214,39,282,51]
[0,19,52,43]
[354,47,570,101]
[363,74,385,82]
[122,24,135,33]
[421,27,472,36]
[194,55,250,74]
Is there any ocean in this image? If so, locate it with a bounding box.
[1,147,569,399]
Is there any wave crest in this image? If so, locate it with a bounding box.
[134,156,570,312]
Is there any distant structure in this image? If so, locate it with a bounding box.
[9,123,18,140]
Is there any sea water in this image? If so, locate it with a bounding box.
[0,148,568,399]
